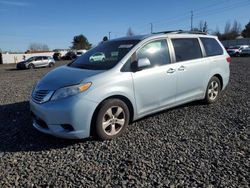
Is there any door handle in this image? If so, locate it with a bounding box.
[178,66,185,71]
[167,68,176,74]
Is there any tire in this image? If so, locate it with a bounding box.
[204,76,221,104]
[28,64,35,69]
[94,99,130,140]
[49,62,54,67]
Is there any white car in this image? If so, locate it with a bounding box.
[227,45,249,57]
[76,50,87,57]
[16,56,55,69]
[30,31,230,140]
[89,52,106,62]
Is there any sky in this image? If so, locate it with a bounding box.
[0,0,249,52]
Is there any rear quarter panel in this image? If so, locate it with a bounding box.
[207,54,230,91]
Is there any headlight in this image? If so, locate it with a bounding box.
[51,82,92,101]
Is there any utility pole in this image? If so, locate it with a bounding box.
[150,23,153,34]
[108,32,111,40]
[191,10,193,31]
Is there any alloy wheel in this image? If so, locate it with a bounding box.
[102,106,125,136]
[208,80,219,101]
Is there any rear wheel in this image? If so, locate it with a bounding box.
[94,99,130,140]
[28,64,35,69]
[204,76,221,104]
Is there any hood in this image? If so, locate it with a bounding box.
[36,65,103,90]
[17,60,27,64]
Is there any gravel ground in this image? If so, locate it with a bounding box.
[0,59,249,187]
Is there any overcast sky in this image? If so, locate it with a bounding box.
[0,0,249,52]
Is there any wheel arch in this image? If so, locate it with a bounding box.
[90,95,135,136]
[213,74,223,89]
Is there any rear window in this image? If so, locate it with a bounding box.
[200,37,223,56]
[172,38,202,62]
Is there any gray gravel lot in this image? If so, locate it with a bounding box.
[0,59,249,187]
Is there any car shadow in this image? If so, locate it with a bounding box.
[0,101,91,153]
[5,68,25,71]
[0,100,206,153]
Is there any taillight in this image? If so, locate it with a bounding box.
[226,57,231,63]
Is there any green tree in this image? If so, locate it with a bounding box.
[71,34,91,50]
[242,21,250,38]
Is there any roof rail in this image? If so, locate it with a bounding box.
[153,30,208,35]
[152,30,183,34]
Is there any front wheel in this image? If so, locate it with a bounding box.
[204,76,221,104]
[94,99,130,140]
[49,62,54,67]
[28,64,35,69]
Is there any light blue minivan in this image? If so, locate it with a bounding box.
[30,31,230,140]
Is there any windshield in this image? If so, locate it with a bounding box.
[26,57,34,62]
[69,40,140,70]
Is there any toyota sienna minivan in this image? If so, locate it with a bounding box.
[30,31,230,140]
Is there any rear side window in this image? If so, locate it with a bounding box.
[200,37,223,56]
[172,38,202,62]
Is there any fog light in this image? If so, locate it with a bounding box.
[61,124,74,132]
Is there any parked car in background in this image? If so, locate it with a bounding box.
[30,31,230,140]
[89,52,106,62]
[16,56,55,69]
[53,52,62,61]
[240,47,250,57]
[76,50,87,57]
[62,51,77,60]
[226,45,249,57]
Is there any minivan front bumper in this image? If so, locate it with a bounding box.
[30,95,98,139]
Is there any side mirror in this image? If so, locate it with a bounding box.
[137,58,151,69]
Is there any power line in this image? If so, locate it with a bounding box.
[108,0,250,37]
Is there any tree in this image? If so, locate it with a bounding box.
[242,21,250,38]
[103,36,108,42]
[222,21,241,40]
[127,27,135,36]
[198,21,204,32]
[71,34,91,50]
[194,21,208,33]
[28,43,49,51]
[212,27,222,39]
[214,21,242,40]
[202,21,208,33]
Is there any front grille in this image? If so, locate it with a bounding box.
[32,90,53,103]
